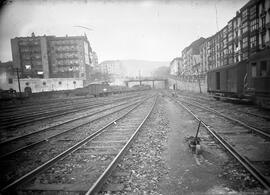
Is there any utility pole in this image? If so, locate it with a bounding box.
[139,70,141,86]
[197,69,202,94]
[16,68,22,99]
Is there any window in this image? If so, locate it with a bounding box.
[242,52,248,60]
[260,61,267,76]
[242,22,248,34]
[8,78,13,84]
[251,63,257,77]
[228,32,233,41]
[25,64,31,70]
[250,36,257,48]
[262,33,266,47]
[58,81,62,85]
[43,82,46,86]
[73,81,76,84]
[242,37,248,48]
[250,5,256,19]
[250,19,258,31]
[242,9,248,20]
[25,82,29,86]
[262,16,266,29]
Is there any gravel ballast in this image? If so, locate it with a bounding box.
[100,94,265,194]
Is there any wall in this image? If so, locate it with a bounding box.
[168,77,207,93]
[1,78,84,93]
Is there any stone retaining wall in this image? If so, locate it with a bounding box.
[168,77,207,93]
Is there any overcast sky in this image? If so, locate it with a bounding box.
[0,0,248,63]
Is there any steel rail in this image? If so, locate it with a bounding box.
[0,95,97,111]
[242,111,270,121]
[0,96,143,146]
[0,91,144,112]
[0,103,103,126]
[0,93,143,120]
[169,96,270,191]
[178,98,270,139]
[0,97,90,114]
[0,95,143,129]
[177,94,270,121]
[0,97,146,159]
[0,96,151,194]
[86,95,157,195]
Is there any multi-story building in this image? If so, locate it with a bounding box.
[47,36,92,80]
[199,37,211,74]
[11,33,94,80]
[181,37,205,76]
[96,60,126,81]
[186,0,270,75]
[257,0,270,48]
[11,33,50,78]
[169,57,183,76]
[90,51,99,67]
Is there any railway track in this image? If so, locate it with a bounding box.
[0,93,141,119]
[0,95,157,194]
[0,92,144,118]
[168,94,270,191]
[0,91,144,112]
[175,93,270,135]
[0,96,145,159]
[0,94,144,130]
[175,93,270,121]
[0,96,150,189]
[0,95,89,111]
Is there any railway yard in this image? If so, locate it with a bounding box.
[0,90,270,194]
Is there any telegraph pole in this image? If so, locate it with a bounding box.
[16,68,22,99]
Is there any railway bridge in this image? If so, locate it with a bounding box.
[125,77,168,89]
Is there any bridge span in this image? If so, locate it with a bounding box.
[125,78,168,89]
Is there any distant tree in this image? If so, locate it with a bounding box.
[152,66,170,78]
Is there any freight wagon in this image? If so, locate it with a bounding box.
[73,82,139,97]
[207,60,247,98]
[207,49,270,108]
[246,49,270,108]
[73,82,110,97]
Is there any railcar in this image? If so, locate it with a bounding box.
[207,49,270,108]
[207,60,247,98]
[246,49,270,108]
[73,82,110,97]
[73,82,136,97]
[0,89,30,100]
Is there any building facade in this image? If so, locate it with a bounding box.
[179,0,270,77]
[181,37,205,76]
[97,60,126,79]
[11,33,94,80]
[169,57,183,76]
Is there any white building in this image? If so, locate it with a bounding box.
[169,57,183,76]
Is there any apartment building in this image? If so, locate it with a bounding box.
[11,33,94,80]
[169,57,183,76]
[96,60,126,81]
[196,0,270,74]
[181,37,205,76]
